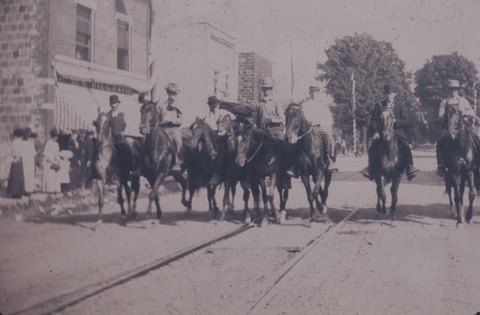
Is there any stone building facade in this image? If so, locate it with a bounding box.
[152,18,238,126]
[0,0,152,179]
[237,52,272,104]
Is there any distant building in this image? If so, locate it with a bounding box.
[152,18,238,126]
[238,52,272,103]
[0,0,152,179]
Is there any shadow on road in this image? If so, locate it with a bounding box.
[348,203,480,226]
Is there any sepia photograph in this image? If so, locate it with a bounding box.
[1,0,480,314]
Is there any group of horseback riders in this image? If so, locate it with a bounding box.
[102,77,479,185]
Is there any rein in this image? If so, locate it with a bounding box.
[246,125,266,163]
[298,125,313,140]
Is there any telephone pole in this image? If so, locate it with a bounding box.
[351,72,356,154]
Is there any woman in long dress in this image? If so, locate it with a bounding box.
[21,128,37,195]
[7,129,26,198]
[43,129,61,193]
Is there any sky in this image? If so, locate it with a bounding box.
[153,0,480,100]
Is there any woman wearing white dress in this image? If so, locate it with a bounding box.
[43,129,61,193]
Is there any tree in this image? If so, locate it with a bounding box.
[318,33,418,147]
[414,52,479,142]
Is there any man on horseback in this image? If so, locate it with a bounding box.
[302,83,338,173]
[436,79,479,177]
[107,95,127,141]
[106,94,142,179]
[204,95,234,131]
[360,84,419,181]
[255,77,285,140]
[159,83,184,171]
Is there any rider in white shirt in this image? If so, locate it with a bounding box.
[300,83,338,172]
[204,95,234,130]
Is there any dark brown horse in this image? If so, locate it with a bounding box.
[367,108,403,219]
[138,101,191,222]
[442,105,480,225]
[189,117,237,220]
[285,104,331,222]
[235,123,285,226]
[92,112,141,229]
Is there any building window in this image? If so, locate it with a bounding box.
[117,20,129,71]
[76,5,92,61]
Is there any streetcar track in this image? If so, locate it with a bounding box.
[10,224,253,315]
[230,207,360,315]
[11,174,363,315]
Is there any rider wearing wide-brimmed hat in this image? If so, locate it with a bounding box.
[436,79,479,176]
[297,82,338,173]
[255,77,285,140]
[360,84,419,181]
[159,83,184,171]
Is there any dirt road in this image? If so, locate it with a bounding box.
[2,146,479,315]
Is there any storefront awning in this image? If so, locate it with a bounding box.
[54,83,143,136]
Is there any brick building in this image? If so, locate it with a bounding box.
[237,52,272,104]
[0,0,152,179]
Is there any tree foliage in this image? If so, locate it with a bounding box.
[414,52,479,141]
[318,33,417,144]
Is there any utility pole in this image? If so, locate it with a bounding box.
[351,71,356,154]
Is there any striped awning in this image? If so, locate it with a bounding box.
[54,83,143,136]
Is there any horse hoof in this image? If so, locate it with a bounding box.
[227,209,235,216]
[321,205,328,215]
[94,220,102,230]
[279,210,287,225]
[260,219,268,228]
[456,222,465,229]
[184,209,193,217]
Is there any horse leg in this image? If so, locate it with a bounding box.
[300,174,315,221]
[446,180,455,218]
[252,183,261,222]
[173,172,191,210]
[241,183,252,224]
[375,176,387,216]
[452,176,463,225]
[390,176,402,220]
[229,181,236,213]
[95,179,105,230]
[208,185,220,219]
[466,172,475,223]
[147,173,167,222]
[321,172,332,212]
[259,181,269,227]
[131,175,140,215]
[311,171,325,220]
[116,180,126,221]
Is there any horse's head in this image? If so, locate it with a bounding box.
[190,118,217,159]
[93,112,111,140]
[445,105,462,140]
[235,123,254,167]
[218,115,237,152]
[285,103,308,144]
[380,109,395,141]
[139,101,160,135]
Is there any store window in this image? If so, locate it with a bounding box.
[117,20,129,71]
[76,5,92,61]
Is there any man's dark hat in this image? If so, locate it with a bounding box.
[13,128,24,138]
[86,130,95,136]
[384,84,396,94]
[50,128,59,138]
[109,95,121,104]
[208,95,220,105]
